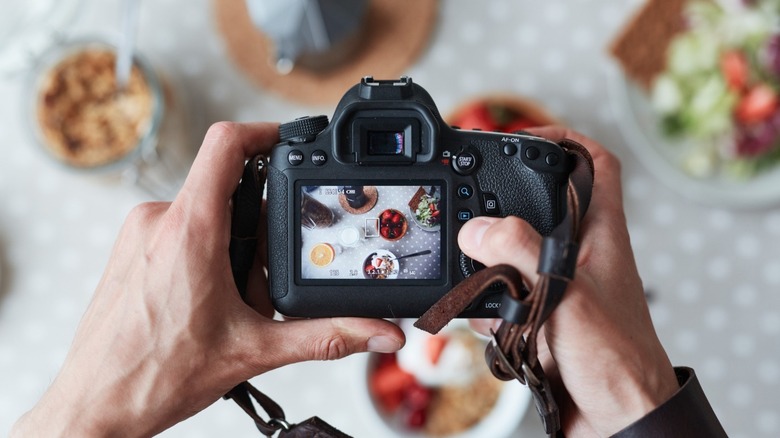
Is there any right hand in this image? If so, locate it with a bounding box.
[461,127,679,436]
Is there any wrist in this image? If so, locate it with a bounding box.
[592,346,679,435]
[11,386,97,438]
[11,376,144,438]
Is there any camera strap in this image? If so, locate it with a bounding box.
[415,138,594,437]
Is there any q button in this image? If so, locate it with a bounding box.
[457,184,474,199]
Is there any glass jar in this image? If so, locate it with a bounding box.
[27,38,164,171]
[25,37,199,199]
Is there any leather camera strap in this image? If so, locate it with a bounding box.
[415,139,594,436]
[225,138,593,437]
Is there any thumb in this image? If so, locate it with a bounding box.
[245,318,405,373]
[458,216,543,283]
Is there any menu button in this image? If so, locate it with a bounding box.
[288,150,304,166]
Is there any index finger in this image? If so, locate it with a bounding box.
[175,121,280,212]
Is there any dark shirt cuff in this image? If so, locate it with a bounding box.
[611,367,727,437]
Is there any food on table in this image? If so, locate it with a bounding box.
[35,48,154,168]
[612,0,780,178]
[378,208,407,240]
[413,194,441,228]
[301,193,334,229]
[408,186,441,229]
[609,0,688,90]
[447,96,557,133]
[309,243,336,267]
[368,323,503,435]
[363,252,397,279]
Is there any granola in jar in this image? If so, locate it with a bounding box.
[35,48,154,168]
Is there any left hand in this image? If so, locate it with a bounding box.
[11,122,405,437]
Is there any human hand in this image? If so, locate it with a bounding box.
[11,122,404,438]
[461,127,678,436]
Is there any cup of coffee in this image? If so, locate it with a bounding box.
[343,185,368,209]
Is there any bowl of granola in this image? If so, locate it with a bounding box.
[27,38,164,171]
[357,320,530,438]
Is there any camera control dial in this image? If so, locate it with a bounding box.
[279,115,329,143]
[459,252,505,291]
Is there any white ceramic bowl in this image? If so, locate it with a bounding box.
[352,323,531,438]
[606,63,780,209]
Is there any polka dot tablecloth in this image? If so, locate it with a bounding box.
[1,0,779,437]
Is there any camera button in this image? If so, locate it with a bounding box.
[288,150,304,166]
[452,152,478,175]
[503,143,518,156]
[482,193,500,216]
[457,184,474,199]
[457,209,473,222]
[524,146,540,160]
[311,150,328,166]
[545,152,560,166]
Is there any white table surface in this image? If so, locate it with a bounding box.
[2,0,780,437]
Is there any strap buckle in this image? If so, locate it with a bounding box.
[489,330,559,435]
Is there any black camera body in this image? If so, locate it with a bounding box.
[266,77,571,318]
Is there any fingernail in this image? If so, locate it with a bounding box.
[367,335,402,353]
[459,217,496,252]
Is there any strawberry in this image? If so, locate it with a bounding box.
[503,116,539,133]
[403,382,432,410]
[735,84,779,125]
[425,336,448,364]
[392,213,402,224]
[370,362,415,413]
[381,210,394,221]
[405,408,427,429]
[721,50,749,92]
[452,103,499,131]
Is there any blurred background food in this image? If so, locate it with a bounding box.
[32,43,158,168]
[447,95,560,132]
[2,1,780,438]
[362,320,527,438]
[612,0,780,179]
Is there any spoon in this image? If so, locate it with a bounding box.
[115,0,140,90]
[389,249,432,261]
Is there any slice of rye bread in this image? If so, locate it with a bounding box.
[609,0,690,89]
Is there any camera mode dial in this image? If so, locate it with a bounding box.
[459,252,505,291]
[279,116,329,143]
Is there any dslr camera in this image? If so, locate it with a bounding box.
[266,77,571,318]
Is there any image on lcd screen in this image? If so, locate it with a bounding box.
[300,184,443,280]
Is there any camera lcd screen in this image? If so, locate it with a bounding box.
[299,184,443,281]
[367,131,405,155]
